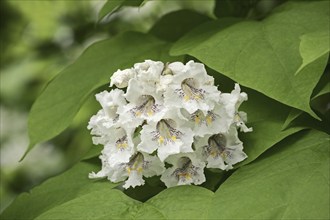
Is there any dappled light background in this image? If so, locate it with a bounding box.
[0,0,106,212]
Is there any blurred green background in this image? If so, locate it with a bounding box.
[0,0,110,212]
[0,0,285,213]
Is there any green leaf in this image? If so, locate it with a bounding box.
[26,32,176,157]
[238,88,305,166]
[1,159,119,220]
[283,70,330,130]
[295,30,330,75]
[281,108,302,130]
[214,0,259,18]
[3,131,328,219]
[312,70,330,100]
[313,80,330,99]
[35,190,141,220]
[208,130,329,219]
[82,145,103,160]
[210,70,304,166]
[149,9,212,42]
[143,130,329,219]
[98,0,144,20]
[98,0,124,20]
[143,186,213,219]
[171,1,330,119]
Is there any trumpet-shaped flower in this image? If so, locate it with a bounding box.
[110,68,136,88]
[164,61,220,114]
[89,154,115,179]
[120,78,167,128]
[220,84,252,132]
[88,89,127,145]
[89,152,165,189]
[88,110,113,145]
[160,153,206,187]
[134,60,164,83]
[195,126,247,170]
[180,103,232,137]
[101,127,135,166]
[95,89,126,119]
[137,111,194,161]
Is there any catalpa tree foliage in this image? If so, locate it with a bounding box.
[2,0,329,219]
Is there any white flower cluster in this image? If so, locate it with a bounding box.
[88,60,252,189]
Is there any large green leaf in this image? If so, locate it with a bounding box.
[295,30,330,75]
[149,10,212,42]
[282,70,330,130]
[208,129,329,219]
[133,130,330,219]
[211,69,304,166]
[171,1,330,119]
[238,88,304,166]
[26,32,175,157]
[4,130,328,219]
[1,159,119,219]
[34,189,142,220]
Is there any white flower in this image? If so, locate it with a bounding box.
[195,126,247,170]
[160,153,206,188]
[89,152,165,189]
[166,61,185,74]
[89,60,253,190]
[110,68,136,88]
[164,60,220,114]
[95,89,126,119]
[156,61,192,93]
[89,154,114,179]
[180,103,232,137]
[234,111,252,132]
[102,127,135,166]
[134,60,164,83]
[88,89,127,145]
[88,110,112,145]
[156,62,188,93]
[220,84,252,132]
[119,78,167,128]
[137,110,194,161]
[156,74,173,93]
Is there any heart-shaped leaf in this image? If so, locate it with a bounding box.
[171,1,329,119]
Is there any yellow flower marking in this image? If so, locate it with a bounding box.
[206,115,213,126]
[184,95,190,101]
[116,135,128,150]
[210,150,218,158]
[133,95,156,117]
[207,134,227,159]
[116,142,128,149]
[158,136,165,144]
[135,111,142,117]
[181,78,204,101]
[156,119,182,145]
[178,172,191,180]
[137,167,143,174]
[126,153,144,175]
[171,135,177,141]
[194,115,201,125]
[147,110,154,116]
